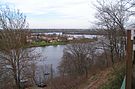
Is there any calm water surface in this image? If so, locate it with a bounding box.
[33,35,97,73]
[34,45,65,72]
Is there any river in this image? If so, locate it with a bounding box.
[34,45,65,73]
[33,35,98,74]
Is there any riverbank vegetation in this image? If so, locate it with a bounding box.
[31,41,66,47]
[48,42,125,89]
[29,37,97,47]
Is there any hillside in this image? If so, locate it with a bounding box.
[26,62,125,89]
[78,68,111,89]
[79,62,125,89]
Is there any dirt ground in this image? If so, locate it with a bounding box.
[79,68,111,89]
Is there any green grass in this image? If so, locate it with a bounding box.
[29,38,97,47]
[30,41,66,47]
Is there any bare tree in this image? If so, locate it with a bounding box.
[0,6,38,89]
[58,43,97,77]
[94,0,135,88]
[94,0,135,64]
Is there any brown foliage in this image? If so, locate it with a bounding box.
[51,75,86,89]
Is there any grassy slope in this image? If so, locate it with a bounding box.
[78,68,111,89]
[78,62,125,89]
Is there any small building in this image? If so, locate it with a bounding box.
[67,36,74,41]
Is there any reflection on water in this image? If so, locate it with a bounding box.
[33,35,97,74]
[34,45,65,72]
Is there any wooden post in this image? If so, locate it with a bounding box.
[50,64,53,89]
[126,30,133,89]
[133,51,135,88]
[51,64,53,80]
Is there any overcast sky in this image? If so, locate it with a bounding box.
[0,0,97,29]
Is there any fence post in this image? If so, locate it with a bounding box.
[126,30,133,89]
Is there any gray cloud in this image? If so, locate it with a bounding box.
[1,0,96,28]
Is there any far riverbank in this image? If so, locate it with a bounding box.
[29,38,97,47]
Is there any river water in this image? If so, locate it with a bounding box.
[33,35,98,74]
[34,45,65,73]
